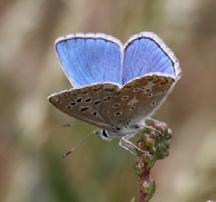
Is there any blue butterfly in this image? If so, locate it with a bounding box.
[48,32,181,154]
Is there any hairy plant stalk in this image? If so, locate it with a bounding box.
[134,119,172,202]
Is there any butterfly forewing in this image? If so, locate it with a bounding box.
[55,34,122,87]
[123,32,181,84]
[48,83,119,130]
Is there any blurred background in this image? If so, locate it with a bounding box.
[0,0,216,202]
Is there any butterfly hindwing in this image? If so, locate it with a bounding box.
[109,75,175,126]
[48,83,119,130]
[49,75,174,131]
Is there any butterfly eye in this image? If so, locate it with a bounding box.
[99,130,111,141]
[102,130,109,138]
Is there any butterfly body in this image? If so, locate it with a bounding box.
[48,32,181,154]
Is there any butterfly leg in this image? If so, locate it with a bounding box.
[119,134,144,155]
[119,119,167,155]
[144,118,168,135]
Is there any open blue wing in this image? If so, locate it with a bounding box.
[122,32,181,84]
[56,34,122,88]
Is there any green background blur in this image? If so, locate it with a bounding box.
[0,0,216,202]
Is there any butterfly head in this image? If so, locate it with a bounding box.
[95,125,126,141]
[95,122,143,142]
[96,129,112,141]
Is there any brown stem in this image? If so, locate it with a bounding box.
[139,168,151,202]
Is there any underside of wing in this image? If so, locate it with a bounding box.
[48,83,120,131]
[55,33,122,87]
[108,75,175,126]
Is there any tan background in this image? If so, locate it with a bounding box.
[0,0,216,202]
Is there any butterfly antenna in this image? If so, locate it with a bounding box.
[61,121,86,127]
[62,123,73,127]
[62,129,99,158]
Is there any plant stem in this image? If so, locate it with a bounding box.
[134,119,172,202]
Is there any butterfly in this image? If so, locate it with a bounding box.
[48,32,181,154]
